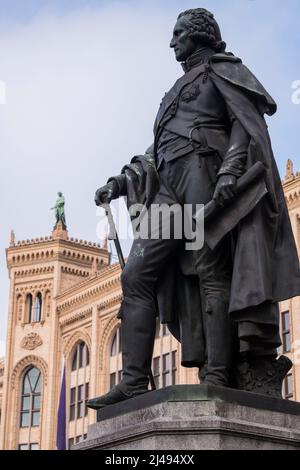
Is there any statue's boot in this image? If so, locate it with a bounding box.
[235,352,293,398]
[201,296,236,387]
[87,299,156,409]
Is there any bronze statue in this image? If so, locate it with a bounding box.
[88,8,300,409]
[51,192,66,229]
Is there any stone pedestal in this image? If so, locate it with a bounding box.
[75,385,300,450]
[52,221,68,240]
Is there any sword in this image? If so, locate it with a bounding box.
[102,203,157,392]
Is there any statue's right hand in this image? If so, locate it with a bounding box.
[94,180,119,206]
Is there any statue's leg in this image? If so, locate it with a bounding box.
[194,237,237,387]
[87,224,183,409]
[164,152,237,387]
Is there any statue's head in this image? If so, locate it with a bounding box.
[58,192,63,197]
[170,8,226,62]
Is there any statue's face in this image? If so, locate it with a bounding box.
[170,16,198,62]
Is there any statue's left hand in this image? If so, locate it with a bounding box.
[213,174,237,205]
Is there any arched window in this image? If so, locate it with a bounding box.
[33,292,42,323]
[69,341,90,449]
[109,327,122,390]
[110,328,122,357]
[71,341,89,371]
[25,294,33,323]
[20,367,42,429]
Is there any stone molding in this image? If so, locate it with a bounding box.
[99,316,121,371]
[10,355,48,389]
[63,330,92,360]
[97,294,123,312]
[15,283,52,294]
[285,189,300,206]
[15,266,55,277]
[59,307,93,327]
[61,266,90,277]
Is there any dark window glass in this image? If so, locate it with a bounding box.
[71,350,77,371]
[22,396,30,411]
[79,343,85,368]
[111,334,117,357]
[118,370,123,383]
[26,294,33,323]
[77,385,84,418]
[23,376,31,394]
[172,351,177,385]
[20,412,30,428]
[110,373,116,389]
[153,356,160,389]
[85,383,89,416]
[111,328,122,357]
[162,353,171,387]
[68,438,74,450]
[33,292,42,322]
[153,357,160,376]
[30,443,39,450]
[70,405,75,421]
[70,387,76,403]
[33,395,41,410]
[31,412,40,427]
[282,311,291,353]
[285,373,293,399]
[72,342,89,370]
[70,383,89,421]
[69,387,76,421]
[19,444,29,450]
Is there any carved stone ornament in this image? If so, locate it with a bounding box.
[21,333,43,351]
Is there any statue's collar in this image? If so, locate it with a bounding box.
[182,47,215,73]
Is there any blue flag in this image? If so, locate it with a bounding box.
[56,357,66,450]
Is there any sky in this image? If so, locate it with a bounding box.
[0,0,300,357]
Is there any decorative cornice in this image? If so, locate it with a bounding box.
[15,266,55,278]
[20,333,43,351]
[63,330,92,359]
[61,266,90,277]
[59,307,93,327]
[56,270,121,314]
[7,238,109,271]
[13,236,102,249]
[15,282,52,294]
[11,355,48,389]
[285,189,300,207]
[97,293,123,312]
[99,316,121,371]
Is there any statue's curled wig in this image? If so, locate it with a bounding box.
[178,8,226,53]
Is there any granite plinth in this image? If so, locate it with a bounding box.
[75,385,300,450]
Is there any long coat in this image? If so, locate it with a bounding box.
[115,53,300,367]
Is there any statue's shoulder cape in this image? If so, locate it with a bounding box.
[210,52,277,116]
